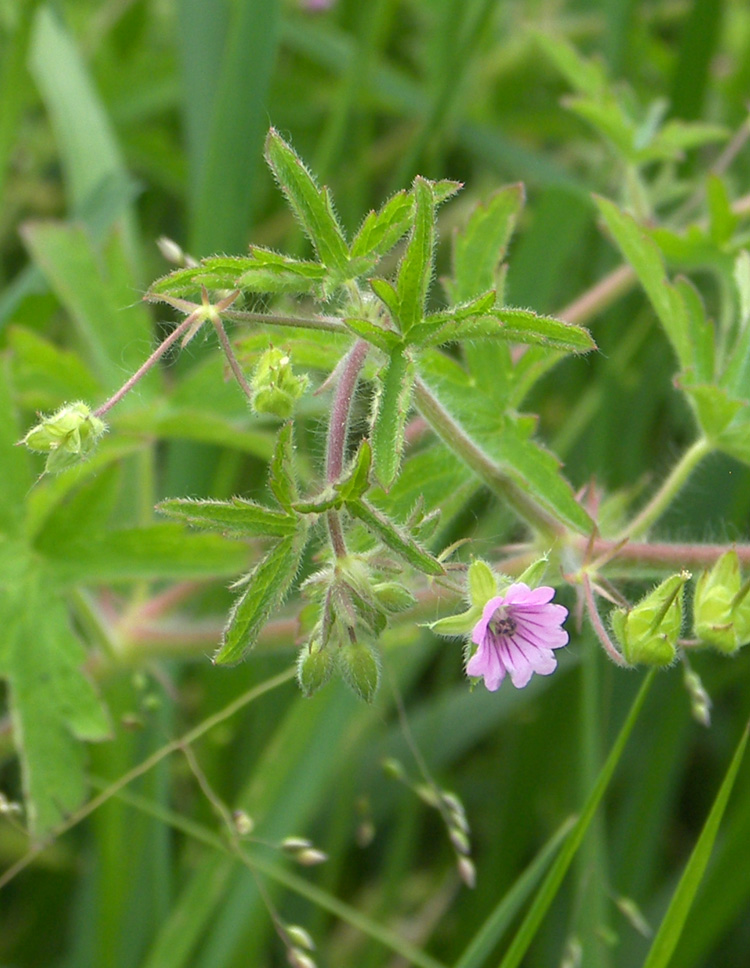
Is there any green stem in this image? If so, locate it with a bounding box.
[413,377,563,537]
[616,437,713,541]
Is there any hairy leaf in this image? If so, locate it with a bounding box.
[264,129,350,272]
[215,534,305,664]
[157,498,296,537]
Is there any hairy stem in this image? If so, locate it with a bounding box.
[212,315,254,402]
[582,574,629,668]
[93,313,198,418]
[325,339,370,557]
[413,377,565,537]
[616,437,713,541]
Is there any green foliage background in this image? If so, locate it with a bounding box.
[1,1,750,966]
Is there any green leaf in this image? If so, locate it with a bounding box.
[236,248,327,294]
[215,534,305,664]
[369,277,401,321]
[269,422,299,511]
[642,723,748,968]
[0,571,110,837]
[415,306,596,353]
[533,31,610,100]
[445,185,525,304]
[371,348,415,489]
[498,672,654,968]
[343,316,402,353]
[8,326,103,411]
[46,524,251,585]
[350,190,413,261]
[335,439,372,502]
[675,277,714,383]
[28,8,135,236]
[347,499,444,576]
[264,128,350,273]
[182,0,279,255]
[595,196,692,370]
[156,498,296,537]
[0,356,31,537]
[407,291,496,345]
[491,416,594,535]
[396,176,435,333]
[148,253,326,298]
[21,222,155,393]
[706,174,737,246]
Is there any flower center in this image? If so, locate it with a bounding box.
[489,608,517,637]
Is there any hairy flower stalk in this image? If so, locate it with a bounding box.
[467,583,569,690]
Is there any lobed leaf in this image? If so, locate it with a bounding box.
[156,497,296,537]
[445,185,525,304]
[264,128,350,272]
[351,190,413,261]
[396,176,435,333]
[348,498,444,576]
[215,534,306,664]
[596,196,692,370]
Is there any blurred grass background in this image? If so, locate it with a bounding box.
[2,1,750,966]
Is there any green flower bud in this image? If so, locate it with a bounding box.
[693,551,750,654]
[338,641,380,703]
[296,639,335,697]
[21,401,107,473]
[250,347,308,419]
[372,582,417,613]
[611,572,690,666]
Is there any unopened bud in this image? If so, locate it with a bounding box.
[287,948,317,968]
[381,757,406,781]
[611,572,689,666]
[615,895,652,937]
[449,826,471,856]
[280,836,313,853]
[232,810,255,836]
[373,582,417,613]
[683,666,712,727]
[20,401,107,473]
[285,925,315,951]
[693,551,750,654]
[157,236,187,265]
[457,856,476,889]
[295,848,328,866]
[296,640,334,697]
[338,641,380,703]
[251,347,308,419]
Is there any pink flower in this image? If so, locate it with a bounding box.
[466,583,568,691]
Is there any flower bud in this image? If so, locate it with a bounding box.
[285,925,315,951]
[457,856,476,889]
[611,572,689,666]
[232,810,255,836]
[287,948,316,968]
[693,551,750,654]
[21,401,107,473]
[250,347,308,419]
[338,641,380,703]
[296,639,335,697]
[372,582,417,613]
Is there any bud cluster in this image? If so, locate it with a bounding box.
[20,401,107,474]
[297,552,417,702]
[250,346,309,419]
